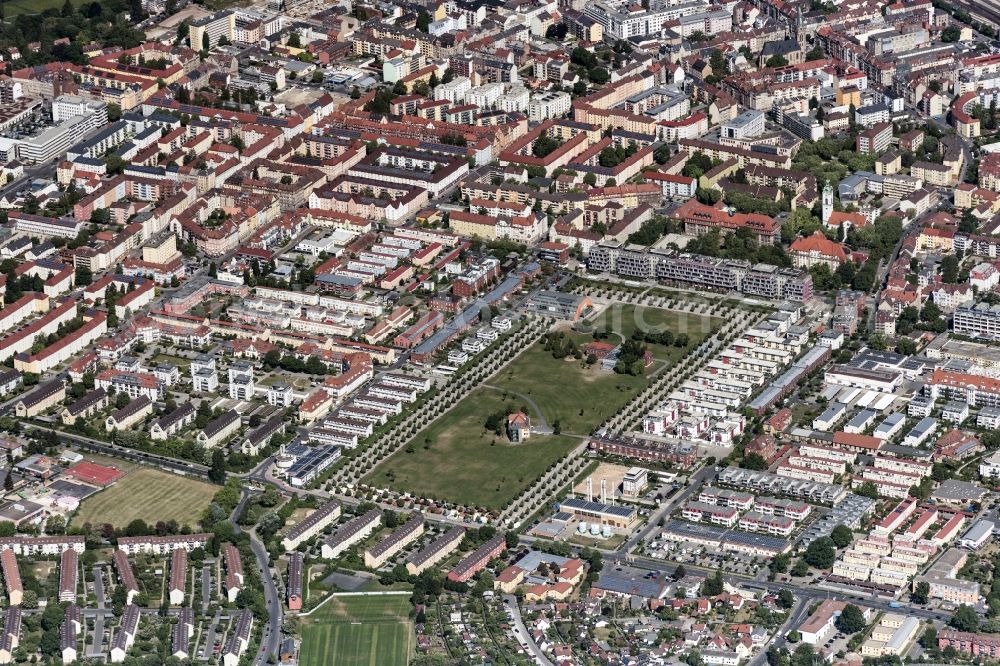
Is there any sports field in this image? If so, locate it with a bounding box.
[300,594,411,666]
[70,467,217,528]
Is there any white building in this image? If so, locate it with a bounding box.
[266,383,293,407]
[497,85,530,113]
[979,450,1000,479]
[528,91,571,122]
[228,361,255,400]
[720,110,766,140]
[434,76,471,104]
[971,263,1000,291]
[52,96,108,125]
[978,406,1000,429]
[941,400,970,424]
[467,83,505,109]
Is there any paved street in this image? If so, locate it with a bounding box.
[503,594,555,666]
[88,614,104,658]
[202,562,213,612]
[93,565,106,608]
[230,489,283,662]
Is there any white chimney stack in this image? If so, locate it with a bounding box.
[600,479,607,505]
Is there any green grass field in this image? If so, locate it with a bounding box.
[584,304,719,359]
[366,305,716,508]
[151,353,191,371]
[365,386,580,508]
[3,0,64,16]
[300,594,412,666]
[71,467,217,529]
[488,343,649,434]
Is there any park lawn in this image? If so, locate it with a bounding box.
[300,594,412,666]
[259,372,313,391]
[151,353,191,371]
[489,339,651,434]
[366,306,713,507]
[582,304,720,362]
[70,467,217,529]
[366,387,579,509]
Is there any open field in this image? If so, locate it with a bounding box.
[151,353,191,370]
[260,372,313,391]
[71,467,217,528]
[367,305,715,508]
[488,343,648,434]
[300,594,411,666]
[366,386,580,508]
[581,304,720,362]
[3,0,63,16]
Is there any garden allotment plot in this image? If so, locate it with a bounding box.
[300,594,412,666]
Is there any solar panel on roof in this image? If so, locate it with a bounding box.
[561,497,635,518]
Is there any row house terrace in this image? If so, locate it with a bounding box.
[448,210,547,246]
[0,297,77,363]
[87,42,197,86]
[566,137,655,188]
[140,97,308,141]
[68,65,158,111]
[0,536,84,556]
[678,138,792,170]
[288,134,366,179]
[13,310,108,374]
[70,223,144,274]
[669,199,781,245]
[316,110,518,166]
[461,178,586,216]
[8,212,83,241]
[116,534,212,556]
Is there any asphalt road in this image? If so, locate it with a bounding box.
[93,565,106,608]
[201,609,222,662]
[202,563,212,612]
[622,554,952,623]
[503,594,555,666]
[622,466,716,554]
[747,598,811,666]
[88,613,105,658]
[230,488,283,664]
